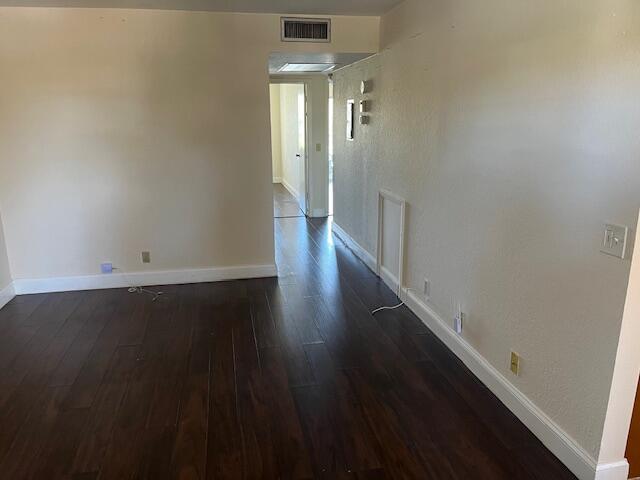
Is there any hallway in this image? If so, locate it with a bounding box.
[0,216,576,479]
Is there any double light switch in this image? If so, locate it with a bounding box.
[601,224,629,259]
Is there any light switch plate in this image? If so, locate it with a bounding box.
[601,224,628,259]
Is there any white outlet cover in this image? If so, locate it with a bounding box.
[454,316,462,334]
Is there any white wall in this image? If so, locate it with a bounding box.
[269,84,282,182]
[305,76,330,218]
[0,7,378,282]
[333,0,640,466]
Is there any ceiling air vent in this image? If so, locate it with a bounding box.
[281,17,331,43]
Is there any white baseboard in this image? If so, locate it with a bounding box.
[594,460,629,480]
[273,177,282,184]
[12,264,277,295]
[331,221,622,480]
[400,288,601,480]
[379,265,400,296]
[281,178,300,202]
[331,222,377,273]
[0,282,15,310]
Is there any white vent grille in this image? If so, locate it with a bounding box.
[281,17,331,43]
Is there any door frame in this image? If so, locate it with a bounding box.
[597,208,640,477]
[269,77,310,216]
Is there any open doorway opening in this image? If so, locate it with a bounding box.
[328,77,334,216]
[270,83,307,219]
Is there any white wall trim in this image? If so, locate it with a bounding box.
[311,208,328,218]
[331,221,621,480]
[12,264,277,295]
[273,177,282,184]
[0,282,15,310]
[594,460,629,480]
[281,178,300,203]
[377,189,406,297]
[331,222,377,273]
[400,288,601,480]
[379,265,399,295]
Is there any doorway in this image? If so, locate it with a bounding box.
[270,83,307,219]
[328,77,334,216]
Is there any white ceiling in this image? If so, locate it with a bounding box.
[0,0,403,15]
[269,52,374,75]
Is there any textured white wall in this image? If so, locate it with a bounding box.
[0,7,378,280]
[333,0,640,458]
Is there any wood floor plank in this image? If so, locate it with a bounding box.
[206,303,243,479]
[0,386,70,479]
[70,345,139,475]
[233,300,279,478]
[96,378,156,480]
[303,343,382,474]
[259,346,314,479]
[170,284,211,480]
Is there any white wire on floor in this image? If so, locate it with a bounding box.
[371,302,405,315]
[127,286,164,302]
[111,267,165,301]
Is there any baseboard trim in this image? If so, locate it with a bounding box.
[281,178,300,202]
[401,288,599,480]
[311,208,328,218]
[594,460,629,480]
[330,221,614,480]
[273,177,282,184]
[0,282,15,310]
[331,222,377,273]
[379,265,400,296]
[12,264,277,295]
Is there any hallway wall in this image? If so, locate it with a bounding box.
[332,0,640,468]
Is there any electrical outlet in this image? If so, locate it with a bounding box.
[510,352,521,375]
[100,263,113,274]
[423,278,431,299]
[141,251,151,264]
[454,306,463,334]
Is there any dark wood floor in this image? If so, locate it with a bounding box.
[0,216,576,479]
[274,183,304,218]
